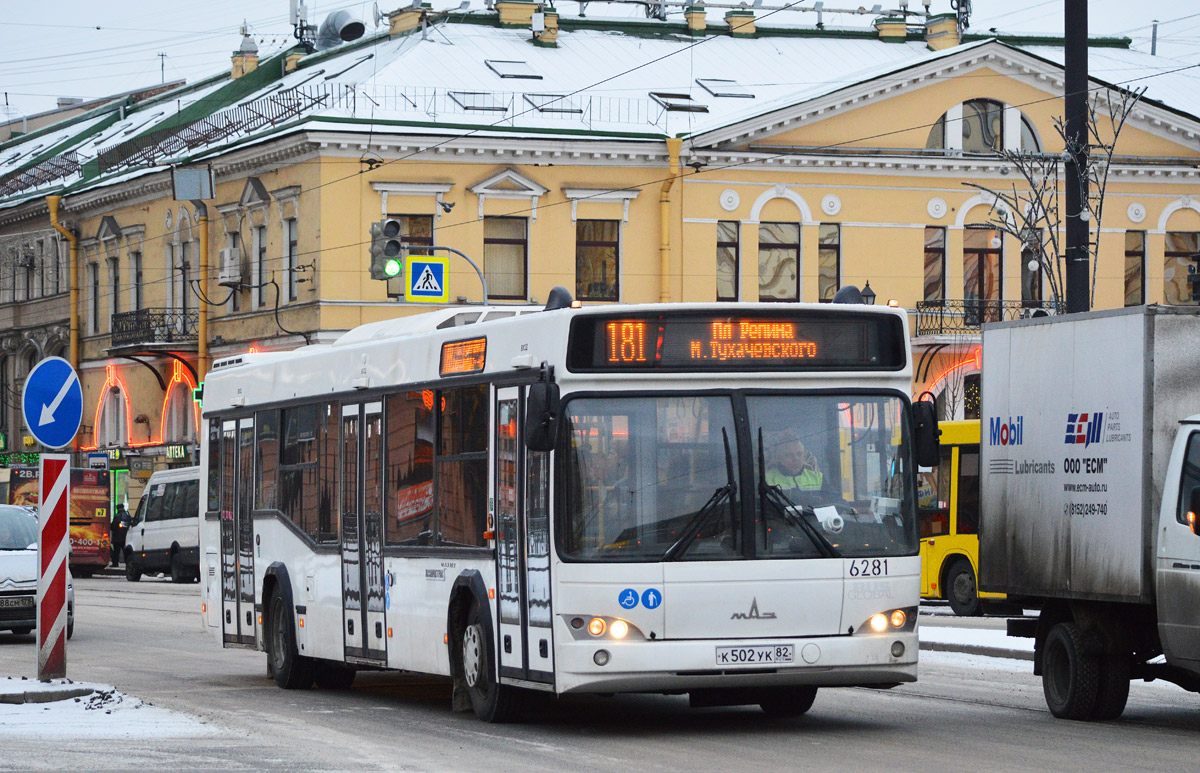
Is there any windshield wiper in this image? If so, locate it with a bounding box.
[756,428,840,558]
[664,429,738,561]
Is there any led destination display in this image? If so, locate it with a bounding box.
[568,312,904,372]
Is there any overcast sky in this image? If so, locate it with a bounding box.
[1,0,1195,118]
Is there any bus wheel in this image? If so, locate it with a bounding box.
[946,560,982,617]
[170,552,187,584]
[125,559,142,582]
[268,592,314,690]
[314,662,357,690]
[460,602,520,722]
[759,686,818,717]
[1042,622,1099,720]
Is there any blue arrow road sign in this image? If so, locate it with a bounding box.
[22,357,82,450]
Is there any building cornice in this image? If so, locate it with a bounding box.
[677,149,1200,179]
[305,129,670,167]
[694,41,1200,153]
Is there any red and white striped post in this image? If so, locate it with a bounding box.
[37,454,71,681]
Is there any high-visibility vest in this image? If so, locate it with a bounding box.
[765,467,823,491]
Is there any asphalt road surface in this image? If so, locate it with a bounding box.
[2,576,1200,771]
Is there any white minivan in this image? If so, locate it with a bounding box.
[125,466,200,583]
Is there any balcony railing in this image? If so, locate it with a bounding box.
[110,308,199,348]
[914,299,1063,336]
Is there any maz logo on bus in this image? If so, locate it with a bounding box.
[730,598,776,620]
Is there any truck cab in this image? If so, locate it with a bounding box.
[1156,417,1200,668]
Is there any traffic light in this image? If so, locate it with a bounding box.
[369,219,405,280]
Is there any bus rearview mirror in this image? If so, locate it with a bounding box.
[1189,487,1200,535]
[526,381,560,452]
[912,401,940,469]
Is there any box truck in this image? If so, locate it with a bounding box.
[980,305,1200,720]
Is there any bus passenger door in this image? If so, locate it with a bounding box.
[237,418,256,645]
[341,402,387,665]
[495,389,526,680]
[494,387,554,686]
[220,418,256,647]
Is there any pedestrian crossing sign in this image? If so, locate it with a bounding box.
[405,256,449,303]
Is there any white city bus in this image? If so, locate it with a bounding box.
[199,292,937,721]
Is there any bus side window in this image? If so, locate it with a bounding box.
[436,385,489,548]
[385,391,435,546]
[132,495,146,526]
[162,482,180,520]
[146,484,166,523]
[185,479,200,518]
[956,445,981,535]
[207,420,220,514]
[918,445,953,538]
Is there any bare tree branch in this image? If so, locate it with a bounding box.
[961,86,1144,309]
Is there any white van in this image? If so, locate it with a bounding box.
[125,467,200,583]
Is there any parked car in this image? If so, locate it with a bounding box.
[125,467,201,583]
[0,505,74,638]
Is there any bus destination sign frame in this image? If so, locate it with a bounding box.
[567,311,905,372]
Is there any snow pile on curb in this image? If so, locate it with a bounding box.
[919,625,1034,653]
[0,678,213,738]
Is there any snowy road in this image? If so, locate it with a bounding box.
[1,578,1199,771]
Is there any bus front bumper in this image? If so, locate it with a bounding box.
[552,631,917,694]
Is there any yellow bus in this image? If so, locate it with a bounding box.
[917,420,1003,616]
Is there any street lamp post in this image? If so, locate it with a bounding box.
[860,281,876,306]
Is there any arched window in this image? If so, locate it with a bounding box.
[97,384,128,448]
[962,99,1004,153]
[926,100,1041,153]
[164,385,197,444]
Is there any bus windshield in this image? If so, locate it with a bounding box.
[560,392,916,562]
[748,394,915,559]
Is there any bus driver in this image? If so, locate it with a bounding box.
[766,433,824,492]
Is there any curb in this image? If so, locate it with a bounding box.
[919,641,1034,661]
[0,685,95,705]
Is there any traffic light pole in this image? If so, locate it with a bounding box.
[411,245,489,305]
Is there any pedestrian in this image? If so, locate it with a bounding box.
[111,503,131,567]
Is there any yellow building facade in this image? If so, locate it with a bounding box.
[1,6,1198,504]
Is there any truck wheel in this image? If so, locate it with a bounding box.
[946,560,982,617]
[1042,622,1099,720]
[1091,653,1131,720]
[459,601,520,722]
[759,686,818,717]
[268,592,314,690]
[125,558,142,582]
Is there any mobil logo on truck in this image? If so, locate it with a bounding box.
[988,415,1024,446]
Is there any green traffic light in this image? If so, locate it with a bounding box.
[384,258,402,277]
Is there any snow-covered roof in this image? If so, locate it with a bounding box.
[0,10,1194,210]
[1021,44,1200,123]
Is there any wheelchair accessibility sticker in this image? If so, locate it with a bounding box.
[618,588,662,609]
